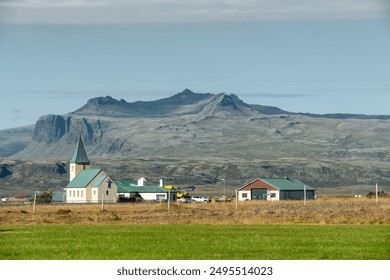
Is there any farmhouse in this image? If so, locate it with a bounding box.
[65,137,117,203]
[238,178,315,201]
[115,179,177,203]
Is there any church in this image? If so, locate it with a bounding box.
[65,137,118,203]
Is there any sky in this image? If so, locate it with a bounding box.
[0,0,390,130]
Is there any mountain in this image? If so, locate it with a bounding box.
[1,89,390,195]
[6,89,390,161]
[72,89,254,118]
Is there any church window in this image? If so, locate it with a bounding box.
[77,191,79,197]
[106,190,109,195]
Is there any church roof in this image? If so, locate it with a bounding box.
[70,137,90,164]
[66,169,102,188]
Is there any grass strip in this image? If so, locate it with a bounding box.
[0,224,388,260]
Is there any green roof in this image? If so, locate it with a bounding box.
[70,136,90,164]
[261,178,314,191]
[52,192,65,202]
[114,179,138,190]
[66,169,102,188]
[114,179,175,193]
[93,175,108,188]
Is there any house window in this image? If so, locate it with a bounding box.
[242,193,248,198]
[156,194,165,201]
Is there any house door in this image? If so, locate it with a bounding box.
[251,188,267,200]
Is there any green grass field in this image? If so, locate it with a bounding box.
[0,224,389,260]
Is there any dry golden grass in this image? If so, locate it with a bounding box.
[1,197,389,226]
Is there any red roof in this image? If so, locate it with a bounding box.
[239,179,278,191]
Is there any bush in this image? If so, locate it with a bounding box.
[367,190,389,198]
[35,191,53,204]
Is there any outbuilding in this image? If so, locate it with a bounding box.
[115,179,177,203]
[238,178,315,201]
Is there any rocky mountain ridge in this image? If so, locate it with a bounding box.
[1,89,389,161]
[1,89,390,195]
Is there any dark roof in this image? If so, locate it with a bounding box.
[70,136,90,164]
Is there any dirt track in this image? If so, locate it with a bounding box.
[1,198,389,226]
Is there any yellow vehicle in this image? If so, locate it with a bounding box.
[163,185,189,198]
[176,191,189,198]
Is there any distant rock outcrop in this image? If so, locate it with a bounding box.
[33,114,104,145]
[0,164,12,178]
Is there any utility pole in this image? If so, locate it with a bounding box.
[235,189,238,210]
[376,183,379,206]
[32,191,37,214]
[168,189,171,211]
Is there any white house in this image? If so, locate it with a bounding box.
[238,178,315,201]
[115,179,177,203]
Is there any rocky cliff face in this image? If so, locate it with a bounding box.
[33,114,104,145]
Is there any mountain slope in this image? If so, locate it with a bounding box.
[2,89,390,195]
[8,89,390,164]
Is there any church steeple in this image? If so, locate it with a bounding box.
[70,136,90,164]
[69,137,91,182]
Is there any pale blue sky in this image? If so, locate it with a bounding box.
[0,0,390,130]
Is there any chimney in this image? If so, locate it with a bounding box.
[137,177,146,186]
[160,179,164,188]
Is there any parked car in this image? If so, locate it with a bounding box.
[215,195,230,202]
[191,195,211,203]
[178,195,191,203]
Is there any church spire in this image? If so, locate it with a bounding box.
[70,136,90,164]
[69,137,91,182]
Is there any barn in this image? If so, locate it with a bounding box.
[238,178,315,201]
